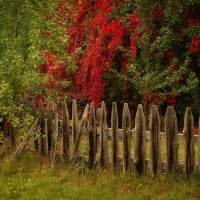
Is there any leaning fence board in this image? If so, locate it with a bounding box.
[134,104,146,175]
[122,103,131,173]
[184,107,195,178]
[12,117,39,159]
[111,102,119,171]
[165,106,179,173]
[149,105,161,176]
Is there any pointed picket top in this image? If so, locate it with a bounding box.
[122,103,131,173]
[111,102,119,171]
[134,104,146,175]
[183,107,195,178]
[165,106,178,173]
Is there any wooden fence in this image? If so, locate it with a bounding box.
[13,99,200,178]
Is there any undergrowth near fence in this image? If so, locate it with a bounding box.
[1,151,200,200]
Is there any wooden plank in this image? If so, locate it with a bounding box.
[62,100,70,161]
[100,101,109,169]
[72,99,79,147]
[96,108,102,155]
[12,117,39,159]
[165,106,179,173]
[134,104,146,175]
[122,103,131,173]
[111,102,119,171]
[149,105,161,176]
[88,102,97,169]
[47,101,53,152]
[184,107,195,178]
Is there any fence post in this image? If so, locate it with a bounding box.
[62,100,70,162]
[149,105,161,176]
[165,106,179,173]
[184,107,195,178]
[111,102,119,171]
[134,104,146,175]
[122,103,131,173]
[88,102,97,169]
[100,101,109,169]
[72,99,79,147]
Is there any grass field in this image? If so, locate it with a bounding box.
[0,151,200,200]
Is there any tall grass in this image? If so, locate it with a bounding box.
[0,151,200,200]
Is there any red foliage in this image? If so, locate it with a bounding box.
[190,38,200,53]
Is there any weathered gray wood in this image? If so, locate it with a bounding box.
[165,106,179,173]
[71,104,89,163]
[50,113,59,168]
[62,100,70,161]
[88,102,97,169]
[39,100,45,155]
[149,105,161,176]
[47,102,53,152]
[184,107,195,178]
[111,102,119,171]
[96,108,102,155]
[100,101,109,169]
[12,117,39,159]
[72,99,79,147]
[134,104,146,175]
[122,103,131,173]
[43,119,48,156]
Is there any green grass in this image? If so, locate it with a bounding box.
[1,151,200,200]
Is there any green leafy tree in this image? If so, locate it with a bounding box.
[0,0,59,140]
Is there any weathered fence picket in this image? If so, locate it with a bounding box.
[62,100,70,161]
[88,102,97,169]
[134,104,146,175]
[111,102,119,171]
[100,101,109,169]
[72,99,79,147]
[149,105,161,176]
[122,103,131,173]
[184,107,195,178]
[165,106,178,173]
